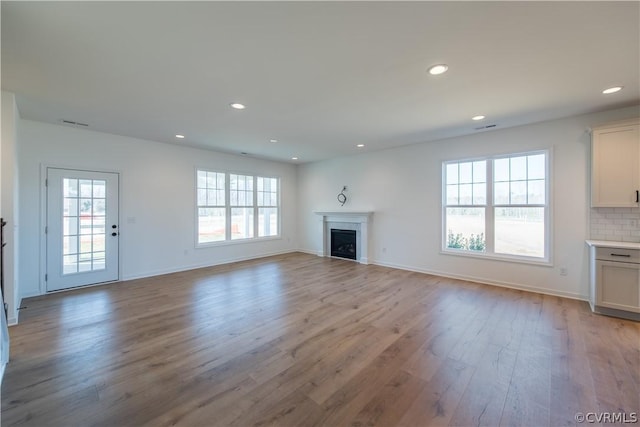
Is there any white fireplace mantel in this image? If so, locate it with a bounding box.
[315,211,373,264]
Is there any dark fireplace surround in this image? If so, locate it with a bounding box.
[330,229,357,260]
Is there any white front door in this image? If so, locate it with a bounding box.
[46,168,119,291]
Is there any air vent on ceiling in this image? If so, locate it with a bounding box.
[59,119,89,127]
[474,124,497,131]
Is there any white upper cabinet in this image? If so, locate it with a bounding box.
[591,118,640,207]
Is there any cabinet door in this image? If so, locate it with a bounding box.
[596,260,640,313]
[591,123,639,207]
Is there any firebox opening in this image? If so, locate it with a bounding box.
[331,229,357,260]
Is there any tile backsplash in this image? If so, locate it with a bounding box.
[590,207,640,242]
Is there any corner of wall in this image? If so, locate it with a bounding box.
[1,91,20,324]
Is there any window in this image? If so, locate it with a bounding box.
[63,178,107,273]
[257,177,279,237]
[445,161,487,252]
[443,151,549,262]
[493,154,546,258]
[197,170,226,243]
[197,170,280,245]
[230,174,254,240]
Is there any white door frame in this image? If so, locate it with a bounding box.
[39,164,122,294]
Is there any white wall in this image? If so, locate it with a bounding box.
[13,101,640,304]
[297,105,640,300]
[18,119,298,299]
[1,91,20,324]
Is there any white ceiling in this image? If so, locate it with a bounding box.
[2,1,639,163]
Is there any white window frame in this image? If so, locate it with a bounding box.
[196,170,227,244]
[196,168,281,247]
[229,173,255,241]
[256,176,280,238]
[441,150,551,265]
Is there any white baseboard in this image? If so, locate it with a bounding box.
[7,297,23,326]
[372,259,587,301]
[8,299,19,326]
[19,250,301,309]
[297,249,319,257]
[19,248,588,321]
[122,249,298,282]
[137,250,587,302]
[296,247,587,301]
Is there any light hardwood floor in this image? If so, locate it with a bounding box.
[2,252,639,426]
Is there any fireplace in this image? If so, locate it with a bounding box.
[315,211,373,264]
[331,229,357,260]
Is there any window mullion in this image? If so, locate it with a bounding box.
[486,159,495,254]
[253,176,259,238]
[226,173,231,241]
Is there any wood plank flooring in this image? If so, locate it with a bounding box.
[2,252,639,426]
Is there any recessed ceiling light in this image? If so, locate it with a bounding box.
[472,115,486,121]
[356,144,365,148]
[428,64,448,75]
[291,157,298,160]
[230,103,246,110]
[602,86,623,94]
[269,139,278,143]
[175,134,185,139]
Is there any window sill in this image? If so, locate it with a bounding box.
[440,248,552,267]
[196,235,282,249]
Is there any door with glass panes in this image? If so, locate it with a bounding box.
[46,168,119,291]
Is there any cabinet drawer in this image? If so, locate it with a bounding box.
[595,247,640,263]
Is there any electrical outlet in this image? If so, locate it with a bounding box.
[560,267,568,276]
[631,219,638,228]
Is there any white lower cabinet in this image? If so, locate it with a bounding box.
[596,260,640,313]
[588,242,640,320]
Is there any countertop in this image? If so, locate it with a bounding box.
[586,240,640,250]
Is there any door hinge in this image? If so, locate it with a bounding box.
[45,179,48,187]
[45,274,48,281]
[45,226,48,234]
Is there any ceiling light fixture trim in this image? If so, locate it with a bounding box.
[602,86,623,94]
[428,64,449,75]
